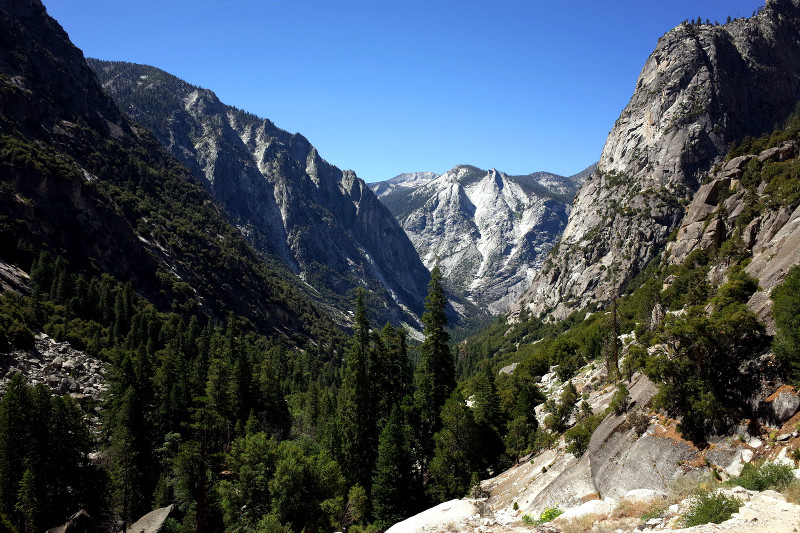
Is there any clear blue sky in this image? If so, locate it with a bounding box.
[45,0,765,182]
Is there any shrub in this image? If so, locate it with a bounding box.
[683,492,741,526]
[521,506,564,525]
[538,506,564,523]
[8,321,34,350]
[781,480,800,504]
[733,461,794,491]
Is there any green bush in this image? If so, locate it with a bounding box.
[733,461,794,491]
[683,492,741,527]
[522,506,564,525]
[539,506,564,522]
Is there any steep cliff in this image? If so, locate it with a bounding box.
[89,60,430,326]
[0,0,334,338]
[522,0,800,319]
[372,165,588,315]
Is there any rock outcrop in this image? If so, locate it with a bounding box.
[664,138,800,329]
[372,165,588,314]
[89,60,430,327]
[521,0,800,320]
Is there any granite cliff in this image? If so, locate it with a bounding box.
[89,60,430,326]
[372,165,589,315]
[521,0,800,319]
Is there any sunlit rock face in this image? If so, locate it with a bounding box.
[373,165,588,315]
[521,0,800,319]
[90,60,430,326]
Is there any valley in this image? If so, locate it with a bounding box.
[2,0,800,533]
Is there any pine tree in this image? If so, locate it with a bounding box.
[15,470,38,533]
[338,288,377,489]
[427,391,480,502]
[109,386,149,525]
[371,407,413,529]
[472,363,504,471]
[413,266,454,472]
[0,375,32,521]
[373,324,412,430]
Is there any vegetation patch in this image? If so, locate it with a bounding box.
[682,491,741,527]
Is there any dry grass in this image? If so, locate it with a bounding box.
[668,472,715,504]
[781,479,800,504]
[610,498,664,519]
[557,514,602,533]
[557,514,635,533]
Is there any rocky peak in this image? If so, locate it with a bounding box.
[372,165,587,315]
[89,59,430,326]
[521,1,800,320]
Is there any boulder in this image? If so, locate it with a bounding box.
[722,155,753,175]
[128,504,176,533]
[385,499,480,533]
[771,391,800,424]
[557,498,615,520]
[45,509,94,533]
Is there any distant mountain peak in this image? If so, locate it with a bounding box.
[371,164,591,316]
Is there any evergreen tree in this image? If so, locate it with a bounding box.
[414,266,454,472]
[371,407,414,528]
[0,375,31,522]
[15,469,38,533]
[373,324,412,430]
[109,386,149,525]
[338,288,377,489]
[772,266,800,383]
[472,363,504,471]
[543,381,578,433]
[427,391,480,502]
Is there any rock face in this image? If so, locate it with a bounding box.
[521,0,800,319]
[0,0,336,338]
[371,165,589,314]
[664,138,800,330]
[89,60,430,326]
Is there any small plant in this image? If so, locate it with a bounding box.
[537,506,564,523]
[790,447,800,466]
[639,506,666,521]
[513,501,519,511]
[683,491,741,526]
[521,506,564,525]
[782,480,800,504]
[732,461,794,491]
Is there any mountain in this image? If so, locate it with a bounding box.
[370,171,439,198]
[88,60,430,327]
[520,0,800,319]
[371,165,589,315]
[0,0,334,338]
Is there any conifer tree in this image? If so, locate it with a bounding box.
[413,266,454,471]
[427,391,480,502]
[371,407,414,529]
[373,324,412,430]
[0,375,32,521]
[472,363,504,471]
[338,288,377,489]
[15,469,38,533]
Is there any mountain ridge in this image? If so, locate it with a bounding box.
[371,164,591,315]
[0,0,335,338]
[88,59,431,327]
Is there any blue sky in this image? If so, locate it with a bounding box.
[46,0,765,182]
